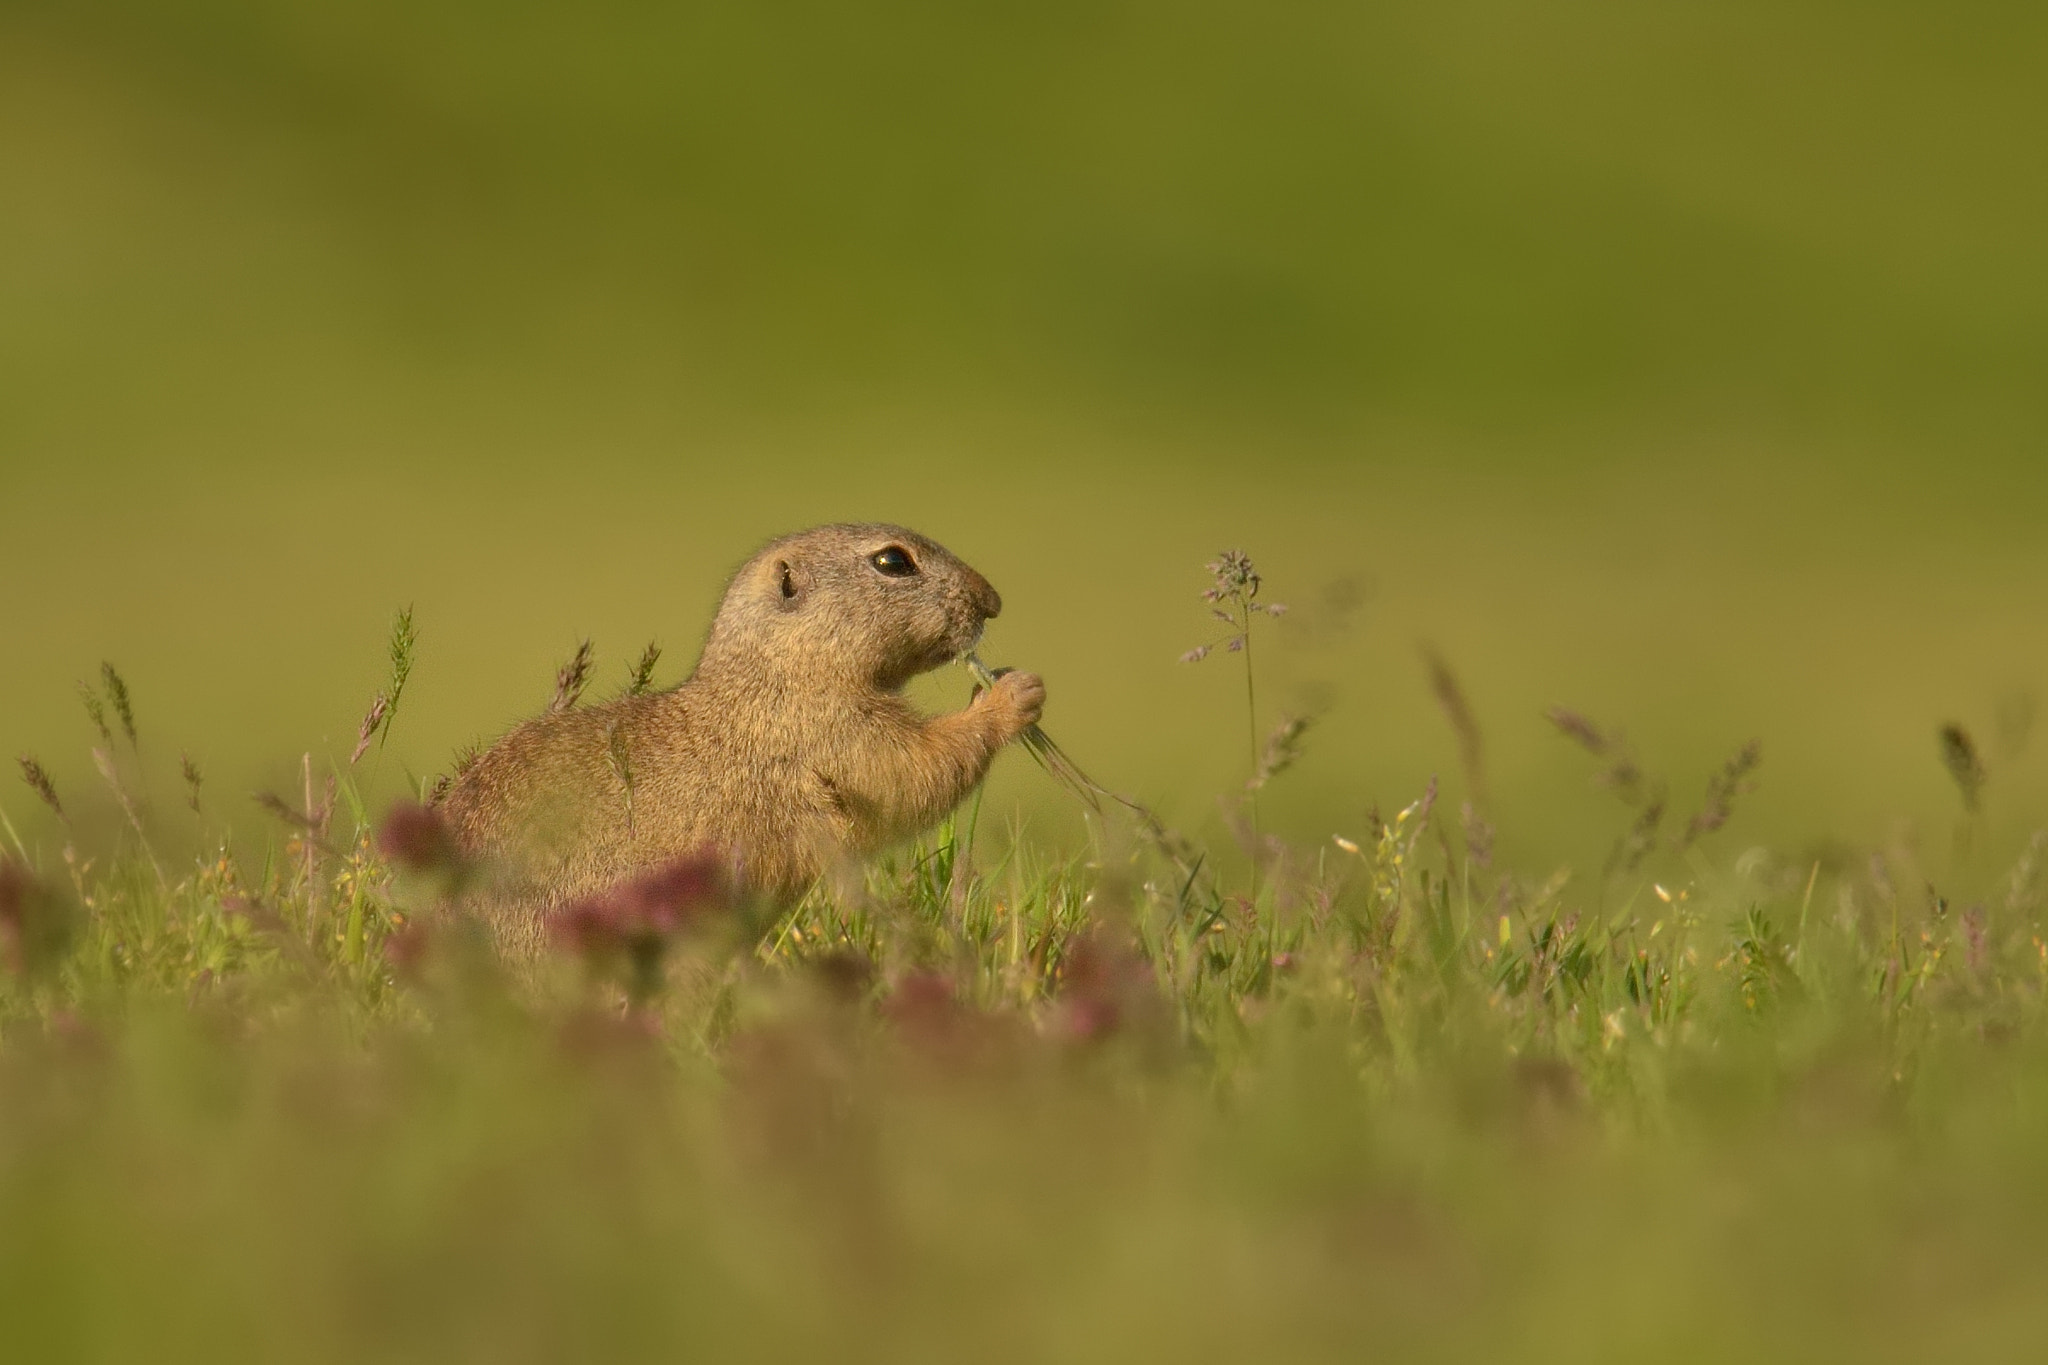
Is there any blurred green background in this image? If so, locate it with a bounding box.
[5,0,2045,873]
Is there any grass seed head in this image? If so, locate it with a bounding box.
[1248,714,1312,792]
[1939,724,1987,814]
[351,693,390,766]
[1617,793,1665,871]
[627,641,662,697]
[1684,740,1763,847]
[1548,707,1655,805]
[1425,648,1486,803]
[17,756,63,820]
[1186,548,1286,661]
[1203,549,1261,605]
[100,663,136,746]
[387,606,416,709]
[254,772,335,845]
[356,607,418,762]
[551,640,595,713]
[1545,707,1608,755]
[1412,773,1439,831]
[77,683,111,745]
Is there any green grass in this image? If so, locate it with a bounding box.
[6,628,2048,1362]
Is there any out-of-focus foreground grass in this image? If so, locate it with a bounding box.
[6,2,2048,1359]
[5,726,2048,1362]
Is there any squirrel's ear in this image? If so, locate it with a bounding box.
[772,558,806,609]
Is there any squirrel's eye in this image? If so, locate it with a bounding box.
[869,546,919,578]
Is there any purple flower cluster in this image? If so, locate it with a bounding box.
[553,853,729,957]
[376,800,463,873]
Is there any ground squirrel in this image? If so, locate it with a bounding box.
[438,523,1045,955]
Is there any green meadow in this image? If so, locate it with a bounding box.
[5,1,2048,1359]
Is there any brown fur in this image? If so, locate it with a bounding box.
[438,524,1045,956]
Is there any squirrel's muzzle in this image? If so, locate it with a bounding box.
[963,569,1002,621]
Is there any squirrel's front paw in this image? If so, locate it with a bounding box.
[979,670,1046,739]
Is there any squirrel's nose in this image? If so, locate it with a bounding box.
[964,570,1002,620]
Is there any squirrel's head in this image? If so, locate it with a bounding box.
[699,524,1004,690]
